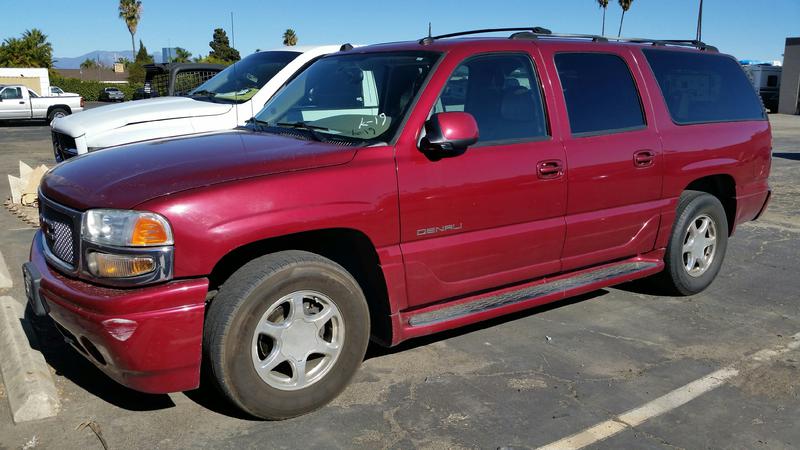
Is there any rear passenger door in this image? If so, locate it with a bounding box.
[397,52,567,308]
[551,51,664,271]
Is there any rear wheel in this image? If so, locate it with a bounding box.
[659,190,729,295]
[47,107,69,123]
[204,250,370,420]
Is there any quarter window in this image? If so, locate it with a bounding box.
[555,53,645,135]
[643,49,765,124]
[434,53,549,142]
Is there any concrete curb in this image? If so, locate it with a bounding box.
[0,296,60,423]
[0,251,11,289]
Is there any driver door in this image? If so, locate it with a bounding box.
[396,51,567,308]
[0,87,30,119]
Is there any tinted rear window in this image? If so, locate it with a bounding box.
[643,49,765,124]
[555,53,645,135]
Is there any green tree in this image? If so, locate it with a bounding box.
[127,39,153,84]
[208,28,240,63]
[0,29,53,68]
[618,0,634,37]
[597,0,609,35]
[282,29,298,46]
[80,58,100,69]
[118,0,143,61]
[171,47,192,63]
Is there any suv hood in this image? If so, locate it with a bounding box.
[41,130,358,210]
[51,96,232,138]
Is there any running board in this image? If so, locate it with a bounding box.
[405,260,661,328]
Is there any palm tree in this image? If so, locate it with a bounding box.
[618,0,633,37]
[282,29,298,46]
[118,0,143,60]
[172,47,192,63]
[597,0,609,36]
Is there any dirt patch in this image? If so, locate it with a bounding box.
[0,381,5,399]
[507,377,548,391]
[732,359,800,401]
[3,199,38,227]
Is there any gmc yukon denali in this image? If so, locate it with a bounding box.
[24,28,772,420]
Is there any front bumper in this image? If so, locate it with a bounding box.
[27,231,208,393]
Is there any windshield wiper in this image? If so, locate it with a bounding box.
[190,89,216,98]
[276,121,330,142]
[245,118,271,131]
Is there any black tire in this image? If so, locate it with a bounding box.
[659,190,729,296]
[203,250,370,420]
[47,107,69,123]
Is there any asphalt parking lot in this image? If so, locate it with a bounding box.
[0,113,798,449]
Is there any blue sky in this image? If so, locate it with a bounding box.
[4,0,798,62]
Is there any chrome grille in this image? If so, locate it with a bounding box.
[39,197,79,269]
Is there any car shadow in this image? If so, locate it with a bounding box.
[773,152,800,161]
[0,120,48,127]
[24,304,176,412]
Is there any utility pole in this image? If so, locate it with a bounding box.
[696,0,704,42]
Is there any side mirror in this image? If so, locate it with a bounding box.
[419,112,479,158]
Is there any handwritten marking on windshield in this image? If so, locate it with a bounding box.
[358,113,388,129]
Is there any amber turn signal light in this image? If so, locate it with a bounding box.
[87,252,156,278]
[131,216,171,246]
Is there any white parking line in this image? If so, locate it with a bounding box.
[0,251,12,289]
[537,332,800,450]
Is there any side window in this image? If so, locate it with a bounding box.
[643,49,765,124]
[1,87,22,100]
[555,53,645,135]
[767,74,779,88]
[434,53,549,142]
[28,90,39,98]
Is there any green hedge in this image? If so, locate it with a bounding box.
[50,76,143,102]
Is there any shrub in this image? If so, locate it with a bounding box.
[50,76,143,102]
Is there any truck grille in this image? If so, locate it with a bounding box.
[39,196,80,269]
[52,132,77,162]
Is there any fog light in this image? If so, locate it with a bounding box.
[87,252,155,278]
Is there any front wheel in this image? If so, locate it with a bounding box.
[659,190,729,295]
[203,250,370,420]
[47,107,69,123]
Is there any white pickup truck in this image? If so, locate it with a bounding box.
[50,45,343,161]
[0,84,84,122]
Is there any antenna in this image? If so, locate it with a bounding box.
[696,0,703,42]
[230,11,241,125]
[428,22,432,38]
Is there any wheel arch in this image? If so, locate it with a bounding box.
[207,227,394,345]
[684,174,736,235]
[47,104,72,117]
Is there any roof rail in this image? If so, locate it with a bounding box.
[419,27,717,52]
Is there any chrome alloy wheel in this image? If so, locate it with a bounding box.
[251,290,344,391]
[52,111,66,119]
[682,214,717,278]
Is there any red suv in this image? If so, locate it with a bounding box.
[24,28,771,419]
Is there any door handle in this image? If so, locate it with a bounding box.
[633,150,655,167]
[19,101,25,104]
[537,160,564,179]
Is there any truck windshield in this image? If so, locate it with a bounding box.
[190,51,300,104]
[252,51,440,144]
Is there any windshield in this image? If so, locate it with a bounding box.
[190,51,300,104]
[252,51,440,144]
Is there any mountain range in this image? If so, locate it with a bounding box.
[54,50,164,69]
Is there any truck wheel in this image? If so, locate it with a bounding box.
[204,250,370,420]
[660,190,728,296]
[47,107,69,123]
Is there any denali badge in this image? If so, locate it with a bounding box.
[416,223,463,236]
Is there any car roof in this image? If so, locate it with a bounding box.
[344,34,718,57]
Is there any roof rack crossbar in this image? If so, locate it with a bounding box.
[419,28,717,51]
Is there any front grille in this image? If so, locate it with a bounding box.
[52,131,77,162]
[39,197,80,269]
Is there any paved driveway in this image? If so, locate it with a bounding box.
[0,115,798,449]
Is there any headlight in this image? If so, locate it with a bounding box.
[82,209,173,247]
